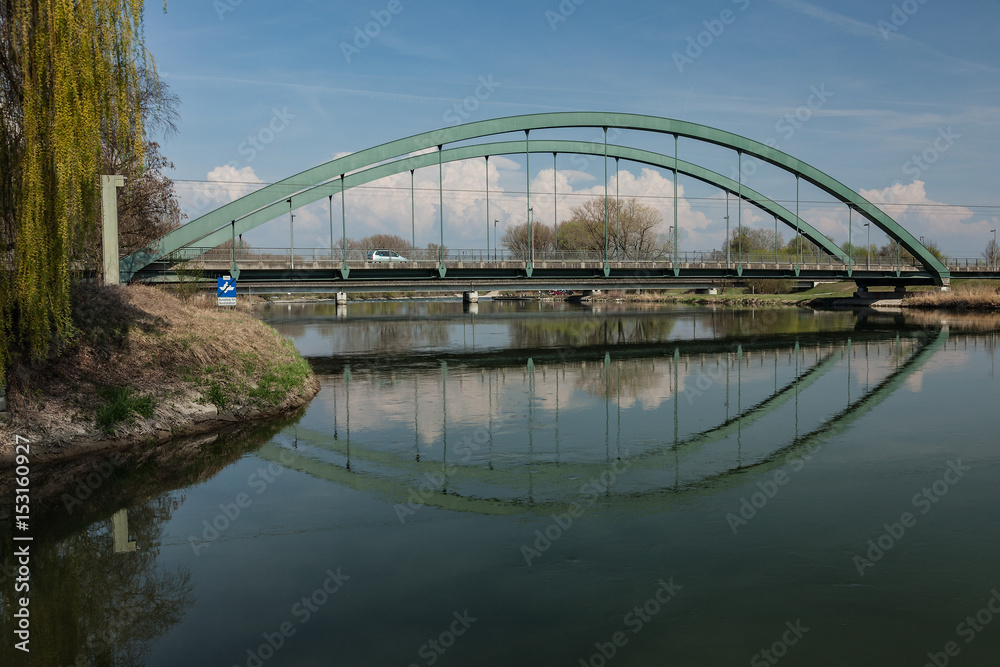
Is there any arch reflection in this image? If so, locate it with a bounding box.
[261,327,949,514]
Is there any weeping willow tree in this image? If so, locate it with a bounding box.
[0,0,156,381]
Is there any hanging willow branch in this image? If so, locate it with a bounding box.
[0,0,153,379]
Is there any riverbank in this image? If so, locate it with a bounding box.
[0,284,319,466]
[585,282,857,308]
[584,280,1000,310]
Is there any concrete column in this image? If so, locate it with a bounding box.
[894,286,907,296]
[112,509,137,553]
[101,175,125,285]
[463,291,479,303]
[335,292,348,305]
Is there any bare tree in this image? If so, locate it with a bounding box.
[728,228,785,257]
[561,197,670,259]
[502,221,555,259]
[96,68,183,257]
[103,141,183,255]
[359,233,411,257]
[876,238,945,265]
[421,242,449,261]
[983,238,1000,269]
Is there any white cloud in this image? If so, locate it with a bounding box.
[859,180,993,254]
[190,164,264,207]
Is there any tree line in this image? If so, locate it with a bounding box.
[723,226,953,265]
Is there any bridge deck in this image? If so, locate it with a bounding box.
[127,256,1000,292]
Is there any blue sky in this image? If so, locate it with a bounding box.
[144,0,1000,256]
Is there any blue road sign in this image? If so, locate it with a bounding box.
[217,276,237,306]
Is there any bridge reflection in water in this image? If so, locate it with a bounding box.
[258,313,950,514]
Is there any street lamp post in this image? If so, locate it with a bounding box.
[992,229,998,270]
[290,212,296,270]
[528,206,534,264]
[494,219,498,261]
[724,214,730,266]
[864,223,870,269]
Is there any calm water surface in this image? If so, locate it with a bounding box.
[4,300,1000,666]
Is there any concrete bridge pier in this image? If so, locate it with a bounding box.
[334,292,348,305]
[463,291,479,303]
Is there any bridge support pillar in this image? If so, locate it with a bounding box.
[101,174,125,285]
[854,286,870,299]
[334,291,348,305]
[936,286,951,292]
[463,291,479,303]
[894,286,907,297]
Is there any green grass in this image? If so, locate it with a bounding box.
[206,382,227,409]
[247,348,311,406]
[96,386,155,435]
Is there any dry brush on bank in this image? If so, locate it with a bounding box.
[906,283,1000,310]
[0,284,318,460]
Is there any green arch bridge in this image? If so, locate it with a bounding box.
[122,112,966,290]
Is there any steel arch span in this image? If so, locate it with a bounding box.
[121,112,950,285]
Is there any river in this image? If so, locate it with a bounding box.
[3,300,999,666]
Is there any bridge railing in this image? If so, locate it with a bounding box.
[163,246,858,265]
[944,258,999,271]
[157,246,996,272]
